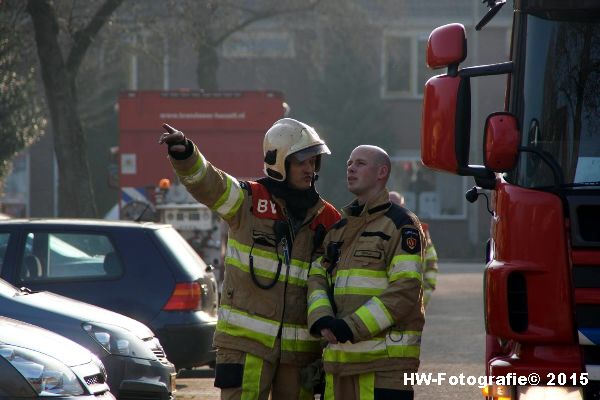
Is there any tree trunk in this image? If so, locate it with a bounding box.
[26,0,123,217]
[27,0,97,217]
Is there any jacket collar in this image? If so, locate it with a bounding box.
[342,188,391,221]
[272,195,327,225]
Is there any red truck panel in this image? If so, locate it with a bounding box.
[487,181,575,343]
[118,91,285,188]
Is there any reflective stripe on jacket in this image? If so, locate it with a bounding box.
[170,144,340,365]
[420,223,438,307]
[421,223,439,291]
[307,189,425,376]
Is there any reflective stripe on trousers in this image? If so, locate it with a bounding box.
[221,352,314,400]
[324,372,375,400]
[242,354,263,400]
[324,372,414,400]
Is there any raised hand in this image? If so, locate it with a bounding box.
[159,123,187,153]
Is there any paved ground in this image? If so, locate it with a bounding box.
[415,262,485,399]
[174,261,486,399]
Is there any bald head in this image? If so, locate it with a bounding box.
[389,191,405,206]
[353,145,391,179]
[346,145,392,204]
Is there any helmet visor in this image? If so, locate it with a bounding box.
[290,143,331,162]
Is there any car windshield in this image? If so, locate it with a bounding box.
[509,15,600,188]
[155,227,208,275]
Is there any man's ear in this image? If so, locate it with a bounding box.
[377,165,389,180]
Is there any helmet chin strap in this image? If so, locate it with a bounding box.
[311,173,319,187]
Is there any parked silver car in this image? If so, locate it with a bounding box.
[0,315,115,399]
[0,278,176,399]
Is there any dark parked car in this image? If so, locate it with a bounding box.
[0,315,115,399]
[0,219,218,370]
[0,278,176,399]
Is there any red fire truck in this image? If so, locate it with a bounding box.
[421,1,600,399]
[117,90,286,273]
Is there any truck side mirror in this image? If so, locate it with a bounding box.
[421,74,462,174]
[483,112,520,172]
[427,23,467,71]
[422,22,502,188]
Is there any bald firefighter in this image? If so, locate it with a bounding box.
[307,146,425,400]
[389,191,439,308]
[159,119,340,400]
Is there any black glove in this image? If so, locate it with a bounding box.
[310,316,334,336]
[327,318,353,343]
[159,123,193,159]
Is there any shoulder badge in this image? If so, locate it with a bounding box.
[401,227,421,254]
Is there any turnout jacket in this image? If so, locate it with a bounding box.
[307,189,425,376]
[421,223,439,304]
[169,144,340,366]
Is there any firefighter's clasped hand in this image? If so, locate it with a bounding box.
[159,123,187,153]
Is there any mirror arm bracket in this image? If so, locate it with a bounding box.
[447,64,459,77]
[459,61,513,78]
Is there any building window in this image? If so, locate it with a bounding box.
[389,158,467,220]
[381,32,437,99]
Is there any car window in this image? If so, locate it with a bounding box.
[20,231,123,281]
[0,233,9,273]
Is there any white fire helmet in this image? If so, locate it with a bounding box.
[263,118,331,182]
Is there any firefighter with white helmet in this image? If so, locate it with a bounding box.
[159,118,340,399]
[263,118,330,182]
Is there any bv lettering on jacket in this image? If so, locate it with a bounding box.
[257,199,278,216]
[248,181,280,220]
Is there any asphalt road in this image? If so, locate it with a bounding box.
[175,261,486,399]
[415,262,486,399]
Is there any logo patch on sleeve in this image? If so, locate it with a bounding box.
[401,228,421,254]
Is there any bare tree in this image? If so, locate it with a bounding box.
[26,0,124,217]
[0,1,46,193]
[166,0,321,90]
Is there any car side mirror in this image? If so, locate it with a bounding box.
[483,112,520,172]
[427,23,467,72]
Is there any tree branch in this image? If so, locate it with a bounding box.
[66,0,124,74]
[212,0,322,46]
[66,0,76,37]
